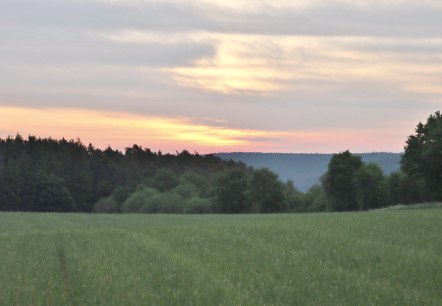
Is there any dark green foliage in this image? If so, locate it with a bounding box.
[214,169,250,213]
[33,173,77,212]
[402,111,442,200]
[111,186,132,206]
[283,180,307,212]
[318,112,442,210]
[249,168,286,212]
[92,197,120,213]
[0,133,414,214]
[1,155,31,211]
[173,183,198,199]
[387,171,427,205]
[88,145,124,201]
[141,192,182,213]
[0,149,4,177]
[55,138,94,211]
[304,185,328,212]
[184,197,211,213]
[180,171,210,197]
[119,184,208,214]
[92,186,131,213]
[354,163,388,210]
[323,151,363,211]
[121,186,158,212]
[4,112,440,214]
[152,169,179,192]
[0,135,266,213]
[216,152,401,192]
[3,153,38,211]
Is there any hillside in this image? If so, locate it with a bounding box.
[215,153,402,192]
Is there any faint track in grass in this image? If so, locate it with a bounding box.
[55,241,72,301]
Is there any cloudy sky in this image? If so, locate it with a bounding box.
[1,0,441,153]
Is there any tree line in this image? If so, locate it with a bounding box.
[0,136,291,213]
[0,111,440,213]
[313,111,442,211]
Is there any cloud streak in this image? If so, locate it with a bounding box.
[0,0,440,152]
[0,106,410,153]
[0,106,286,152]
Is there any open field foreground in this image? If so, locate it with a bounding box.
[0,210,441,305]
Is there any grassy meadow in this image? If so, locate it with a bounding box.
[0,208,441,305]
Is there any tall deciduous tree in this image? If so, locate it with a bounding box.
[214,169,250,213]
[249,168,286,213]
[402,111,442,200]
[354,163,388,210]
[323,150,363,211]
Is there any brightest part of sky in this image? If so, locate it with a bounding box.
[1,0,441,153]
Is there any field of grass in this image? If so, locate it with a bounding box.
[0,209,441,305]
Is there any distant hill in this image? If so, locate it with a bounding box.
[215,153,402,192]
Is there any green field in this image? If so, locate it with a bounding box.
[0,209,441,305]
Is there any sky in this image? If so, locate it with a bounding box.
[1,0,441,153]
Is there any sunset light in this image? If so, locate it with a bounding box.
[1,2,441,302]
[1,0,441,152]
[0,106,408,153]
[0,106,281,152]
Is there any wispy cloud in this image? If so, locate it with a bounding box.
[0,106,288,152]
[0,106,412,153]
[103,31,442,95]
[0,0,440,152]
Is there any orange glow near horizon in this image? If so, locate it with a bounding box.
[0,106,406,153]
[0,106,282,153]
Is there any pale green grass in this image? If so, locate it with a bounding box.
[0,210,441,305]
[377,202,442,210]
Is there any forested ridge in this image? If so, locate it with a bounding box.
[0,136,249,212]
[0,136,294,213]
[215,152,401,192]
[0,111,440,213]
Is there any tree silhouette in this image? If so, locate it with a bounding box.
[402,111,442,200]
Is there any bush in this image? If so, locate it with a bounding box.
[141,192,183,213]
[180,171,210,197]
[302,185,328,212]
[121,185,158,212]
[92,197,119,213]
[112,186,132,205]
[173,183,198,199]
[184,197,212,213]
[283,180,307,212]
[305,185,327,212]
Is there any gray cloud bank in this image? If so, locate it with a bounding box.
[2,0,442,36]
[0,0,441,150]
